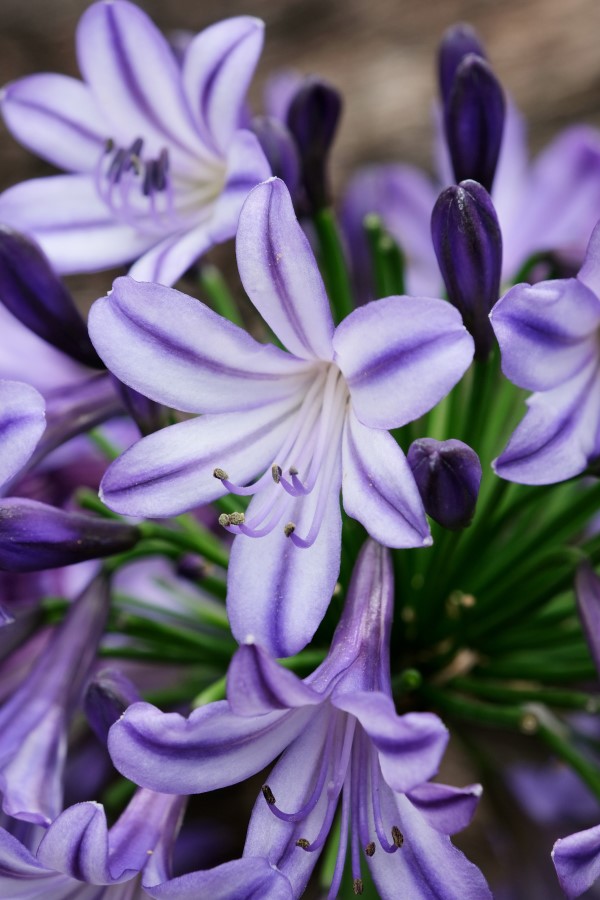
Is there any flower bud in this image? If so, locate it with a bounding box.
[431,180,502,359]
[575,562,600,675]
[85,669,142,744]
[407,438,482,530]
[0,499,140,571]
[286,77,342,212]
[112,377,171,437]
[438,23,487,105]
[251,115,301,199]
[444,54,505,191]
[0,227,102,368]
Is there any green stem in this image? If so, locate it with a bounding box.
[450,676,600,712]
[313,207,354,322]
[139,521,229,569]
[199,263,244,327]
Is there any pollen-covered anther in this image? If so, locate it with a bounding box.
[365,842,376,857]
[261,784,276,805]
[218,513,231,527]
[289,466,299,476]
[271,464,282,484]
[296,838,310,850]
[284,522,296,537]
[228,512,245,526]
[353,878,364,895]
[213,467,229,481]
[391,825,404,848]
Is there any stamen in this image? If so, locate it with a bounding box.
[391,826,404,848]
[296,838,310,850]
[369,748,398,854]
[353,879,364,895]
[213,468,229,481]
[284,522,296,537]
[218,512,245,528]
[271,464,282,484]
[365,842,376,857]
[261,785,276,805]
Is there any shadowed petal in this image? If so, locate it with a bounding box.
[553,824,600,899]
[227,643,324,716]
[99,399,298,517]
[341,410,430,548]
[0,381,45,490]
[108,700,314,794]
[491,278,600,392]
[575,563,600,674]
[182,17,265,157]
[236,178,334,361]
[1,73,107,173]
[406,782,482,834]
[334,295,474,429]
[578,219,600,297]
[89,277,309,414]
[209,129,272,244]
[146,857,293,899]
[128,224,214,287]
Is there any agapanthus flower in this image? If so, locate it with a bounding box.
[0,379,45,490]
[108,541,490,898]
[0,0,270,285]
[89,176,473,655]
[490,220,600,484]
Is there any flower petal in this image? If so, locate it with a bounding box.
[108,700,313,794]
[491,278,600,392]
[76,0,200,168]
[333,693,448,792]
[89,277,309,414]
[334,295,474,429]
[576,562,600,675]
[0,381,45,490]
[227,643,323,716]
[0,827,55,889]
[128,224,214,287]
[1,73,107,173]
[406,782,482,834]
[182,17,265,157]
[146,857,293,899]
[341,410,430,548]
[578,219,600,297]
[99,399,298,517]
[227,464,342,657]
[553,824,600,899]
[494,359,600,484]
[0,175,155,275]
[209,129,272,244]
[236,178,334,361]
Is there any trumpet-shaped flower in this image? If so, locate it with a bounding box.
[108,541,490,899]
[89,177,473,655]
[0,1,270,285]
[490,221,600,484]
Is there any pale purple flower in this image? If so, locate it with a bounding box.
[0,1,270,285]
[0,380,45,491]
[89,176,473,655]
[108,541,490,899]
[490,221,600,484]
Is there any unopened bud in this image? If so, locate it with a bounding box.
[407,439,482,531]
[438,23,487,105]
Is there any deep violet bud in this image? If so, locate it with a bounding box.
[0,227,102,368]
[286,76,342,212]
[0,499,140,571]
[85,669,142,744]
[251,115,301,199]
[444,54,505,191]
[431,179,502,359]
[438,23,487,106]
[112,376,171,437]
[407,438,482,530]
[575,562,600,675]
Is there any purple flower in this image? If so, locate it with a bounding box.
[553,825,600,899]
[107,541,489,898]
[0,380,45,491]
[89,176,473,655]
[490,221,600,484]
[0,575,107,825]
[0,1,270,285]
[407,438,482,530]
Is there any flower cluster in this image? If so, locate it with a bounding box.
[0,3,599,898]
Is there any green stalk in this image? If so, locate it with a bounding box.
[199,263,244,327]
[313,207,354,321]
[450,677,600,712]
[139,521,229,569]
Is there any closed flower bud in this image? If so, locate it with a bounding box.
[431,179,502,359]
[407,438,482,530]
[438,23,487,106]
[286,76,342,212]
[251,115,301,199]
[0,499,140,571]
[85,669,142,744]
[444,54,505,192]
[112,377,171,437]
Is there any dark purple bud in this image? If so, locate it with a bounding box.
[251,115,301,199]
[431,180,502,359]
[286,77,342,212]
[0,227,103,368]
[0,499,140,571]
[84,669,141,744]
[575,562,600,675]
[438,23,487,105]
[444,55,505,191]
[407,438,482,531]
[112,376,171,436]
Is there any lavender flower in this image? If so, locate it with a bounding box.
[107,542,489,898]
[407,438,482,530]
[0,380,45,490]
[0,1,270,285]
[89,176,473,655]
[490,221,600,484]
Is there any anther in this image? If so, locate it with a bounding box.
[391,826,404,848]
[289,466,299,476]
[271,464,282,484]
[284,522,296,537]
[296,838,310,850]
[353,878,364,895]
[104,137,115,154]
[218,513,231,527]
[213,467,229,481]
[365,842,376,857]
[261,785,276,805]
[228,512,245,526]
